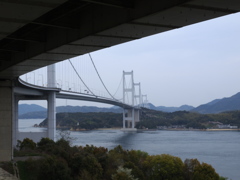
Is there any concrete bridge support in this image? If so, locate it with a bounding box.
[47,91,56,141]
[13,64,57,146]
[0,80,13,161]
[122,108,140,129]
[12,91,56,147]
[12,98,19,148]
[47,64,57,141]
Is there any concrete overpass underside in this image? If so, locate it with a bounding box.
[1,0,240,79]
[1,0,240,161]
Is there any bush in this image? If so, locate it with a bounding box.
[19,138,36,151]
[38,156,71,180]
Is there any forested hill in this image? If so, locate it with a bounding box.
[39,112,122,130]
[38,108,240,130]
[147,103,194,112]
[19,104,46,115]
[191,92,240,114]
[19,104,122,119]
[137,108,240,129]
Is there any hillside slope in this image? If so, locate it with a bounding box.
[191,92,240,114]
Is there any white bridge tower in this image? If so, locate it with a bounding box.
[122,71,140,130]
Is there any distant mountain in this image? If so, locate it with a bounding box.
[191,92,240,114]
[19,111,47,119]
[19,104,46,115]
[19,104,121,119]
[147,103,194,112]
[56,105,122,113]
[20,91,240,118]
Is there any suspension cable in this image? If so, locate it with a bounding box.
[68,59,96,96]
[113,76,123,97]
[88,53,118,100]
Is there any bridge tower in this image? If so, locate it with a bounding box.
[122,71,140,129]
[134,83,142,107]
[142,95,149,108]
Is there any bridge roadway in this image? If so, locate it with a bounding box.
[1,0,240,161]
[16,78,134,109]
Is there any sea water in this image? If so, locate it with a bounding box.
[19,119,240,180]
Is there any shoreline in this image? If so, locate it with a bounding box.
[206,128,240,131]
[69,127,240,131]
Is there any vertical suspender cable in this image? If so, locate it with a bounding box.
[68,59,96,96]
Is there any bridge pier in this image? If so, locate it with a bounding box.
[47,64,57,141]
[12,90,56,147]
[0,80,13,161]
[47,91,56,140]
[122,108,140,130]
[12,97,19,147]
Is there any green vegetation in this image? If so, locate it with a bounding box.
[14,138,41,157]
[40,112,123,130]
[38,108,240,130]
[15,137,223,180]
[136,108,240,129]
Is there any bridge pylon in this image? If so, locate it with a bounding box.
[142,95,149,109]
[122,71,140,130]
[134,82,142,107]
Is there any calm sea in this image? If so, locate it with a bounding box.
[19,119,240,180]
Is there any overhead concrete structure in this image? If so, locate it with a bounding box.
[1,0,240,79]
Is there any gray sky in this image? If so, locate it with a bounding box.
[21,12,240,108]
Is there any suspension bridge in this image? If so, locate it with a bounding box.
[13,54,149,145]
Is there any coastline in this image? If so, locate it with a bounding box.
[67,127,240,132]
[47,125,240,132]
[206,128,240,131]
[157,128,240,131]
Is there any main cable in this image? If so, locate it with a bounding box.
[88,53,118,101]
[68,59,96,96]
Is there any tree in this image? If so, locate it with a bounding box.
[124,150,148,179]
[19,138,36,150]
[112,166,138,180]
[79,154,103,179]
[192,162,220,180]
[143,154,184,180]
[38,156,71,180]
[105,145,128,179]
[184,159,201,180]
[37,137,55,152]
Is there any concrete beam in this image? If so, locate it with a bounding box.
[14,87,44,96]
